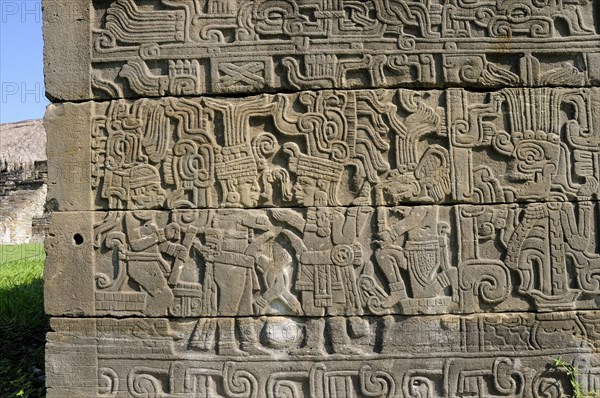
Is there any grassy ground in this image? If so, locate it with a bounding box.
[0,243,47,397]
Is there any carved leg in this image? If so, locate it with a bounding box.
[213,263,252,315]
[290,318,326,356]
[238,318,270,356]
[329,317,363,355]
[444,267,459,303]
[217,318,247,356]
[380,315,396,354]
[375,248,408,307]
[128,260,173,316]
[188,318,217,351]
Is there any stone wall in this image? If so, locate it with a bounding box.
[44,1,600,397]
[0,161,48,244]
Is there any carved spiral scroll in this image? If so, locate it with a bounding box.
[402,370,441,398]
[127,368,166,398]
[533,373,565,398]
[223,362,258,398]
[493,357,523,396]
[98,368,119,396]
[459,260,510,310]
[252,133,279,163]
[360,365,396,397]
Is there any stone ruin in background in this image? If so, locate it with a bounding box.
[44,1,600,396]
[0,120,48,244]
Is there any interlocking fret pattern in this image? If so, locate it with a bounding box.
[44,0,600,100]
[44,1,600,396]
[45,87,600,210]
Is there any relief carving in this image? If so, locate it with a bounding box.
[46,0,600,100]
[447,87,599,205]
[44,1,600,396]
[83,200,600,318]
[87,87,600,210]
[46,311,600,397]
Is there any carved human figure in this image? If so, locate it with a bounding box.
[123,167,187,315]
[375,122,455,311]
[194,209,275,356]
[498,88,600,308]
[273,146,366,355]
[375,205,456,312]
[220,171,261,208]
[504,198,597,309]
[381,89,449,205]
[215,144,261,208]
[282,206,364,318]
[127,165,167,209]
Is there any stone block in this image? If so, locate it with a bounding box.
[45,102,93,212]
[45,87,600,211]
[44,0,600,101]
[45,311,600,397]
[43,1,600,395]
[45,211,95,316]
[45,204,600,317]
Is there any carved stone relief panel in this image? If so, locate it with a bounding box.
[45,87,600,211]
[45,202,600,317]
[43,0,600,396]
[44,0,600,100]
[46,311,600,397]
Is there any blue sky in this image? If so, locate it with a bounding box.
[0,0,48,124]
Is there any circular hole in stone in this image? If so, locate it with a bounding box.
[73,233,84,245]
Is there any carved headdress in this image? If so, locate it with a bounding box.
[215,144,258,181]
[129,164,161,191]
[206,96,273,207]
[215,144,260,207]
[127,164,166,209]
[283,142,344,206]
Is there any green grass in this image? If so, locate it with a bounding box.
[555,357,600,398]
[0,243,47,398]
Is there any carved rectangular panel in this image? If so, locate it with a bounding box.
[43,1,600,395]
[45,203,600,317]
[46,311,600,397]
[45,87,600,211]
[44,0,600,100]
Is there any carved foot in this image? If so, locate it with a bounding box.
[241,343,270,356]
[219,344,248,357]
[382,290,405,308]
[290,346,326,356]
[332,345,363,356]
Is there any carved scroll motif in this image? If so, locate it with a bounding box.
[46,312,600,396]
[84,199,600,318]
[89,88,600,210]
[55,0,598,99]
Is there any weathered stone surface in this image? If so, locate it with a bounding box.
[46,203,600,317]
[46,87,600,211]
[44,1,600,395]
[45,102,93,212]
[44,0,600,101]
[46,311,600,397]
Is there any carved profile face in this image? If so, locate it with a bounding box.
[381,172,420,204]
[236,176,261,207]
[508,134,560,199]
[512,138,559,174]
[130,183,166,209]
[293,176,320,206]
